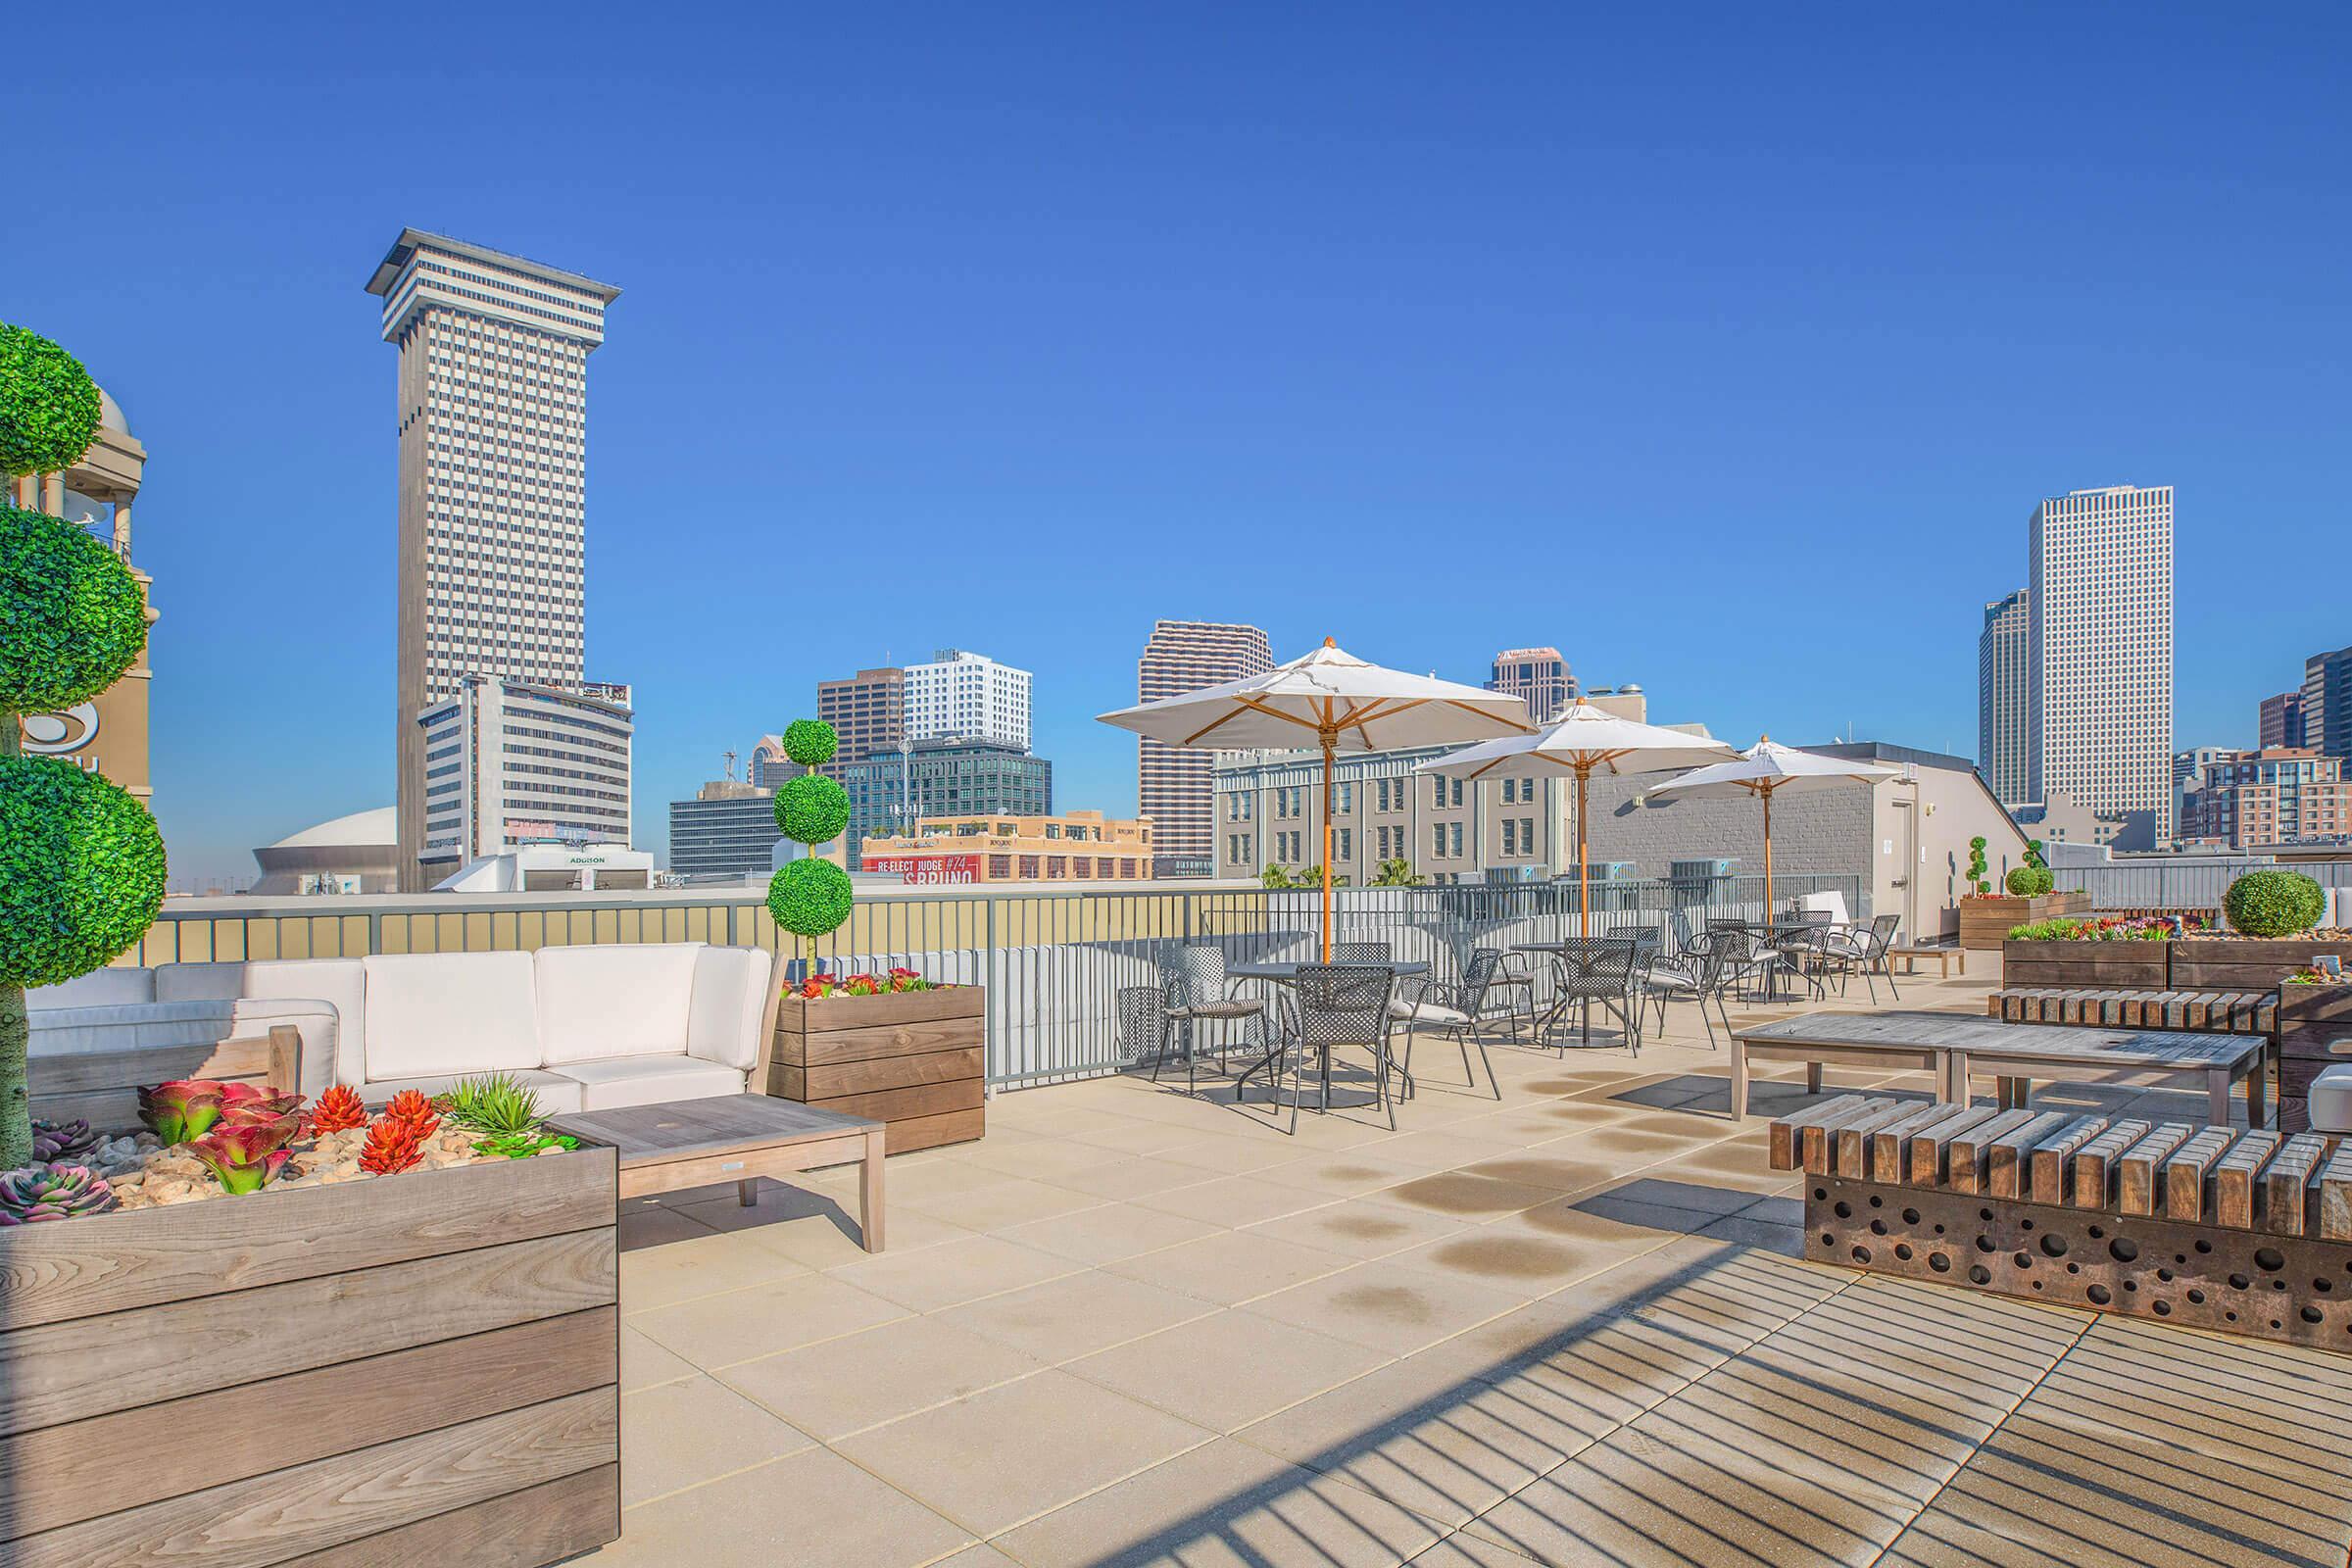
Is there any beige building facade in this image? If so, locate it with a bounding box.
[809,665,906,782]
[12,388,154,804]
[1136,620,1273,876]
[861,809,1155,885]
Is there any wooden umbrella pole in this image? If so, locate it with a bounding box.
[1576,763,1591,940]
[1321,730,1337,962]
[1762,786,1774,923]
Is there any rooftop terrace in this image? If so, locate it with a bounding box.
[584,955,2352,1567]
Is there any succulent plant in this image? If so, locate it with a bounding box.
[444,1072,543,1138]
[381,1089,441,1140]
[29,1118,100,1163]
[358,1115,424,1176]
[0,1162,118,1223]
[307,1084,367,1135]
[137,1080,227,1145]
[184,1115,302,1196]
[218,1084,305,1126]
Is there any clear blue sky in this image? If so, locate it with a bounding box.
[12,5,2348,884]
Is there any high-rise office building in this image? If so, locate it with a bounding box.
[367,229,625,889]
[1485,647,1575,724]
[1976,590,2031,806]
[668,780,782,881]
[2261,689,2308,751]
[812,665,906,780]
[838,736,1052,869]
[2028,485,2175,839]
[906,650,1031,751]
[414,675,633,885]
[1135,619,1274,876]
[2304,646,2352,762]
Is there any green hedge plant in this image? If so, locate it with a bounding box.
[2004,865,2054,897]
[766,719,855,980]
[0,325,163,1168]
[2224,870,2326,939]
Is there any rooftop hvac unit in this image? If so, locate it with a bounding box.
[1668,858,1738,884]
[1583,862,1638,882]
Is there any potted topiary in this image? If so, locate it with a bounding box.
[1963,834,2084,951]
[0,327,619,1565]
[760,718,983,1152]
[2175,869,2352,990]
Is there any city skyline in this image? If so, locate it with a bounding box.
[12,9,2347,883]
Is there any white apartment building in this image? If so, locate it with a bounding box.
[1977,588,2031,807]
[367,229,625,888]
[2028,484,2175,839]
[416,675,634,884]
[906,649,1032,751]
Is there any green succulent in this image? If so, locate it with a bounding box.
[443,1071,544,1137]
[0,324,103,479]
[777,773,850,845]
[0,504,149,715]
[0,758,167,989]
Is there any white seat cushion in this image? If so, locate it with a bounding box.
[2311,1065,2352,1135]
[1389,1001,1470,1027]
[358,1068,586,1116]
[362,952,542,1081]
[535,945,703,1067]
[687,947,772,1072]
[159,958,368,1093]
[554,1055,747,1112]
[29,967,156,1007]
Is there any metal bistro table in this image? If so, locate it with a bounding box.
[1513,938,1653,1048]
[1227,960,1428,1110]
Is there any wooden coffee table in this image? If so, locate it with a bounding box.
[549,1094,886,1251]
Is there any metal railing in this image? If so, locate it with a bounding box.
[126,874,1863,1089]
[2053,858,2352,914]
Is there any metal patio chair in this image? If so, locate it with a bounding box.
[1390,951,1513,1101]
[1158,945,1266,1091]
[1271,963,1400,1134]
[1544,936,1642,1053]
[1636,930,1734,1050]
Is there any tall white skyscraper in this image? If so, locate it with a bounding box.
[2028,484,2175,838]
[906,649,1032,751]
[366,230,624,888]
[1977,589,2031,807]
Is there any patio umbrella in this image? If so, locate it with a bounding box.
[1646,738,1898,921]
[1416,701,1737,937]
[1098,638,1531,959]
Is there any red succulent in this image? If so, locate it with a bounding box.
[307,1084,368,1135]
[185,1114,304,1195]
[381,1089,441,1140]
[358,1115,425,1176]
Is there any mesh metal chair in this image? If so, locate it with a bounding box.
[1545,937,1641,1053]
[1391,956,1505,1101]
[1330,941,1392,964]
[1160,945,1266,1091]
[1637,931,1733,1050]
[1117,985,1177,1077]
[1822,913,1903,1003]
[1708,925,1782,1002]
[1272,964,1400,1134]
[1770,923,1835,1001]
[1466,946,1538,1042]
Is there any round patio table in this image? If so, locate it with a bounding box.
[1226,960,1428,1112]
[1513,939,1648,1048]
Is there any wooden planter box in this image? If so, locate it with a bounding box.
[1959,891,2090,951]
[766,987,985,1155]
[2277,981,2352,1134]
[1999,938,2170,990]
[2172,938,2352,992]
[0,1148,620,1567]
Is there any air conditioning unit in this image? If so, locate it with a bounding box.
[1668,858,1738,884]
[1583,861,1639,883]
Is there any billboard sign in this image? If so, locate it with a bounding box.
[864,854,981,886]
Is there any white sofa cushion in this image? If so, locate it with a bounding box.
[555,1055,746,1112]
[2311,1064,2352,1135]
[157,959,367,1094]
[358,1068,585,1117]
[688,947,773,1072]
[361,952,543,1081]
[27,1000,236,1059]
[29,967,157,1007]
[534,945,702,1067]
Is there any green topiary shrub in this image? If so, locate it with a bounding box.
[0,503,150,713]
[2004,866,2036,896]
[776,773,850,845]
[766,717,853,979]
[2224,869,2326,938]
[0,325,165,1169]
[1966,836,1989,897]
[0,324,103,480]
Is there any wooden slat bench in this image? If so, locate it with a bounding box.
[1780,1093,2351,1351]
[1987,987,2276,1034]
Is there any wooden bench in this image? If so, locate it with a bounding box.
[1987,987,2276,1034]
[1887,945,1965,978]
[1780,1094,2350,1351]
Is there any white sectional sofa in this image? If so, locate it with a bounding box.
[30,943,780,1114]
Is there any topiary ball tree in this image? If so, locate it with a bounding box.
[2224,869,2326,939]
[766,719,853,979]
[0,325,163,1169]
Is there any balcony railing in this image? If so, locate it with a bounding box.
[129,874,1864,1088]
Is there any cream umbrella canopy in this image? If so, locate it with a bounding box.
[1646,738,1898,921]
[1415,702,1737,937]
[1098,639,1532,959]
